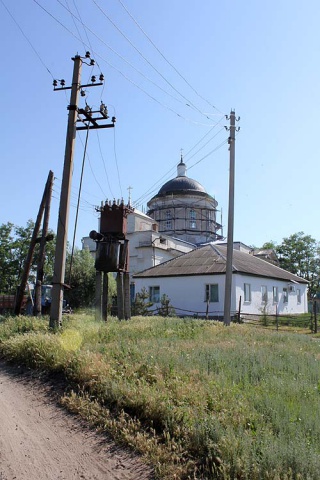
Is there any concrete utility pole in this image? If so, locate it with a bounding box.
[50,53,116,329]
[50,55,82,329]
[223,110,239,326]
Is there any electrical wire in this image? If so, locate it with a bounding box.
[184,127,225,163]
[77,133,107,198]
[55,0,192,111]
[112,128,123,198]
[133,136,229,208]
[0,0,55,79]
[188,138,229,171]
[68,125,90,283]
[63,0,86,49]
[34,0,216,126]
[91,0,217,121]
[116,0,224,115]
[184,116,225,160]
[61,0,103,87]
[133,124,225,206]
[95,131,115,198]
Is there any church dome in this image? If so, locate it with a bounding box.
[146,156,221,244]
[157,159,206,196]
[158,176,206,195]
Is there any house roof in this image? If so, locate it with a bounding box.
[133,243,308,284]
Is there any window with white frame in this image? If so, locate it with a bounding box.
[283,287,288,303]
[297,288,301,304]
[149,286,160,303]
[244,283,251,302]
[273,286,279,303]
[261,285,268,303]
[189,209,196,229]
[205,284,219,303]
[165,211,172,229]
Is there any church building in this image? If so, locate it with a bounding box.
[147,157,222,245]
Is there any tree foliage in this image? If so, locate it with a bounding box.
[64,247,95,309]
[0,220,55,294]
[263,232,320,298]
[64,247,116,309]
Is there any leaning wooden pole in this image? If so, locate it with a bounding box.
[34,170,54,316]
[14,171,52,315]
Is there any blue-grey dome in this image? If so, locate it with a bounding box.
[158,176,206,195]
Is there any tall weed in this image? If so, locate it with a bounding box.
[1,314,320,479]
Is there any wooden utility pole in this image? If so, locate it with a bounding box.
[34,170,54,316]
[14,171,53,315]
[50,55,82,329]
[223,110,239,326]
[124,272,131,319]
[117,272,125,320]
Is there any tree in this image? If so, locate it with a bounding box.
[64,247,95,309]
[157,294,176,317]
[262,240,278,250]
[0,220,56,294]
[132,287,153,316]
[263,232,320,298]
[64,247,116,310]
[0,222,15,293]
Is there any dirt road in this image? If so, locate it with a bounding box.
[0,362,153,480]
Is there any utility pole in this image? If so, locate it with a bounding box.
[223,110,239,326]
[14,171,54,315]
[34,170,54,316]
[50,52,115,329]
[50,55,82,329]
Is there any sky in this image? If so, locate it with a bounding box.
[1,0,320,250]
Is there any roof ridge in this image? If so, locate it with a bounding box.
[211,244,237,272]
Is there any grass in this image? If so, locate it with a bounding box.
[1,313,320,479]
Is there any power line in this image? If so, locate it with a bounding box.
[95,131,115,198]
[54,0,218,125]
[184,117,225,160]
[1,0,55,78]
[112,128,123,198]
[77,133,107,198]
[91,0,216,121]
[34,0,216,126]
[116,0,224,115]
[133,123,226,207]
[188,138,229,171]
[62,0,86,49]
[133,137,228,208]
[184,127,225,164]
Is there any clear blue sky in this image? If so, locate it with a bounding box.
[1,0,319,249]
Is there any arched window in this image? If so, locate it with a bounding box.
[189,209,196,229]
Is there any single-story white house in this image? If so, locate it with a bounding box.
[133,243,308,317]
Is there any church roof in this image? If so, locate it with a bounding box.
[158,176,206,195]
[149,158,208,201]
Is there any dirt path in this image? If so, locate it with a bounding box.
[0,362,153,480]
